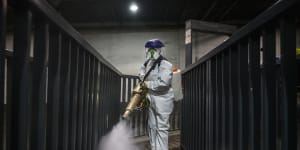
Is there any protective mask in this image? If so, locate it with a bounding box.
[146,49,160,60]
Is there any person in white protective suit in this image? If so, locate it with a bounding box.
[138,39,174,150]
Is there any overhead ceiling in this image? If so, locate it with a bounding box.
[48,0,278,27]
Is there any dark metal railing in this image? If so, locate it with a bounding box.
[181,0,299,150]
[120,75,181,137]
[1,0,122,150]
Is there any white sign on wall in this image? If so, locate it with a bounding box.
[185,29,191,44]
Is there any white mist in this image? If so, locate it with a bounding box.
[98,120,141,150]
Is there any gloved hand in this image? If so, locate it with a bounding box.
[140,82,148,90]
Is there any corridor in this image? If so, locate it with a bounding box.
[1,0,300,150]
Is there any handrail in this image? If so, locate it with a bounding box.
[28,0,122,75]
[182,0,299,74]
[0,50,13,57]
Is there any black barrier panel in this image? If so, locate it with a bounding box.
[181,0,299,150]
[0,0,122,150]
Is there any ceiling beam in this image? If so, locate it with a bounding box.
[47,0,63,8]
[72,21,184,29]
[186,19,237,35]
[201,0,218,20]
[218,0,239,21]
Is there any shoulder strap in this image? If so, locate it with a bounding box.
[143,59,150,67]
[142,55,164,82]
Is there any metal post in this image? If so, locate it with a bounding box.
[0,0,7,149]
[31,18,48,150]
[69,46,79,150]
[185,21,193,67]
[47,28,61,150]
[280,15,297,150]
[248,35,261,150]
[11,7,32,150]
[75,50,86,150]
[262,25,276,150]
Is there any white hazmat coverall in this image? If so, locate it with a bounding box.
[139,58,174,150]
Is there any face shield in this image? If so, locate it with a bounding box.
[146,48,161,60]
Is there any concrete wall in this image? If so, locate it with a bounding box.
[192,32,229,63]
[78,28,185,75]
[78,27,233,75]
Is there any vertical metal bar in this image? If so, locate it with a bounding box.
[222,51,230,150]
[180,74,186,149]
[117,75,121,121]
[91,60,98,150]
[46,26,61,150]
[210,57,217,150]
[200,64,204,150]
[127,77,132,104]
[98,63,104,139]
[191,70,194,150]
[189,70,193,149]
[131,79,136,135]
[31,18,48,150]
[87,56,95,150]
[262,25,276,150]
[187,72,192,150]
[93,62,101,150]
[11,8,32,150]
[75,50,86,150]
[104,67,108,133]
[57,35,71,150]
[107,68,111,130]
[64,38,72,150]
[100,64,106,137]
[107,69,111,131]
[82,53,91,150]
[5,54,13,150]
[229,47,239,150]
[122,77,126,103]
[192,69,196,149]
[216,54,223,150]
[184,72,188,149]
[279,16,297,150]
[106,68,110,130]
[208,60,213,150]
[206,61,210,150]
[114,73,119,126]
[238,41,250,150]
[102,66,107,134]
[228,49,234,150]
[248,35,261,150]
[196,66,200,150]
[184,72,189,149]
[0,0,7,148]
[204,62,207,150]
[69,46,79,150]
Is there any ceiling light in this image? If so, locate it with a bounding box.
[130,3,138,13]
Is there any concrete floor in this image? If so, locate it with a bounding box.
[133,130,181,150]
